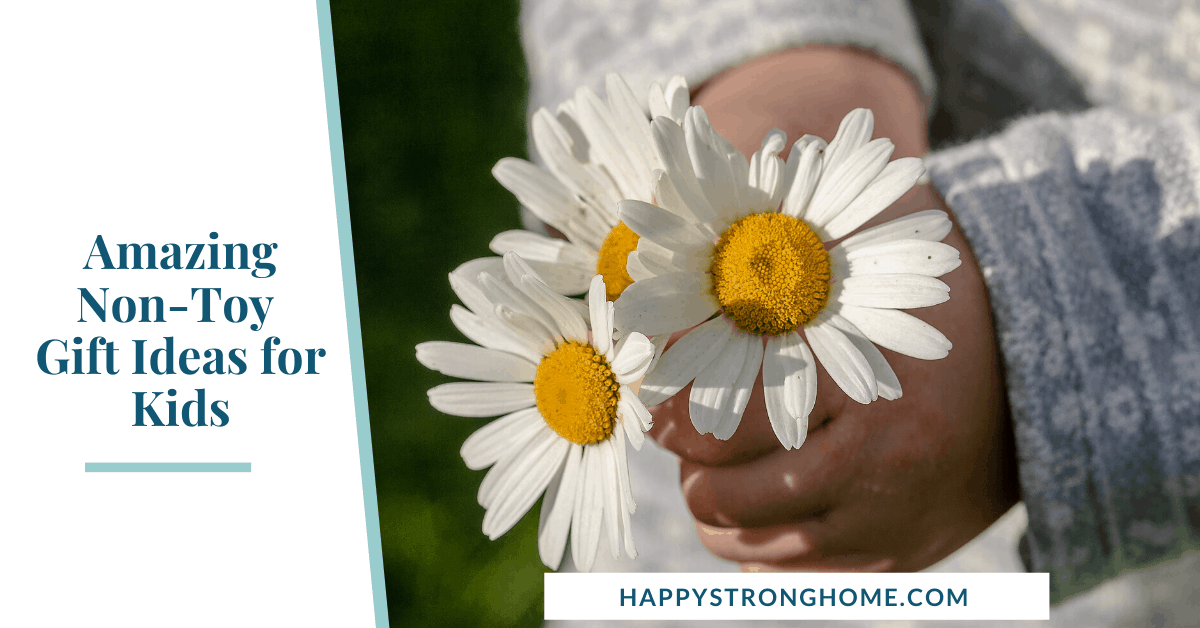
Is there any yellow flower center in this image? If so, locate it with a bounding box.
[595,222,640,301]
[534,340,620,445]
[710,212,831,335]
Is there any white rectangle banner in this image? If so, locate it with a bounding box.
[545,572,1049,621]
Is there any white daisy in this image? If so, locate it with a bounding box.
[614,108,961,450]
[416,253,656,571]
[490,73,690,301]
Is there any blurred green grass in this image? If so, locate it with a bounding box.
[330,1,545,626]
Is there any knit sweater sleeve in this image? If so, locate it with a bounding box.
[519,0,935,117]
[925,106,1200,603]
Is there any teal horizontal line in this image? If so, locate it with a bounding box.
[85,462,251,472]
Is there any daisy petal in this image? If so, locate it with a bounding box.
[805,318,877,404]
[588,275,613,356]
[613,271,719,337]
[415,341,538,382]
[538,444,583,570]
[621,384,653,431]
[613,428,637,557]
[529,108,620,221]
[835,304,952,360]
[574,444,605,572]
[490,229,598,294]
[820,108,874,178]
[448,305,542,364]
[832,239,962,279]
[836,274,951,309]
[686,107,744,216]
[827,315,902,400]
[483,432,570,540]
[461,407,544,471]
[649,168,719,226]
[492,157,605,247]
[600,438,622,558]
[838,209,953,250]
[638,315,735,407]
[664,75,690,121]
[712,333,764,441]
[519,275,590,342]
[427,382,535,417]
[778,332,818,448]
[478,422,556,509]
[781,135,826,219]
[449,257,506,317]
[612,331,655,384]
[651,117,717,223]
[748,129,787,209]
[618,199,712,250]
[821,157,925,240]
[689,330,752,436]
[763,335,800,449]
[619,395,648,450]
[648,81,672,120]
[807,138,894,230]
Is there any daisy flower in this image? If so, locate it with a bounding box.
[614,108,961,450]
[416,253,656,571]
[490,73,690,301]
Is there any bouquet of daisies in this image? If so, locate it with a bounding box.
[415,73,959,572]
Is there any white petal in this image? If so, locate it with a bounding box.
[492,157,606,246]
[636,237,712,275]
[650,168,719,226]
[712,333,764,441]
[836,274,951,309]
[618,199,712,250]
[821,157,925,240]
[427,382,535,417]
[520,275,590,342]
[805,318,877,404]
[763,336,799,449]
[689,330,751,436]
[588,275,613,356]
[664,75,690,121]
[479,272,561,345]
[685,107,744,215]
[477,422,555,508]
[461,407,544,471]
[449,257,505,317]
[839,209,953,250]
[619,395,648,450]
[781,135,825,219]
[626,250,656,281]
[831,239,962,279]
[613,271,718,337]
[490,229,598,295]
[530,108,621,221]
[835,303,952,360]
[648,81,672,121]
[638,315,735,407]
[651,116,717,223]
[600,438,622,558]
[415,341,537,382]
[573,444,605,572]
[483,432,570,540]
[574,85,651,202]
[826,315,902,400]
[504,252,589,341]
[621,384,653,431]
[748,129,787,209]
[807,138,894,229]
[820,108,874,177]
[604,73,659,185]
[612,331,655,383]
[449,304,542,364]
[538,443,583,570]
[612,426,637,556]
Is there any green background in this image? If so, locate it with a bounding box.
[329,1,545,626]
